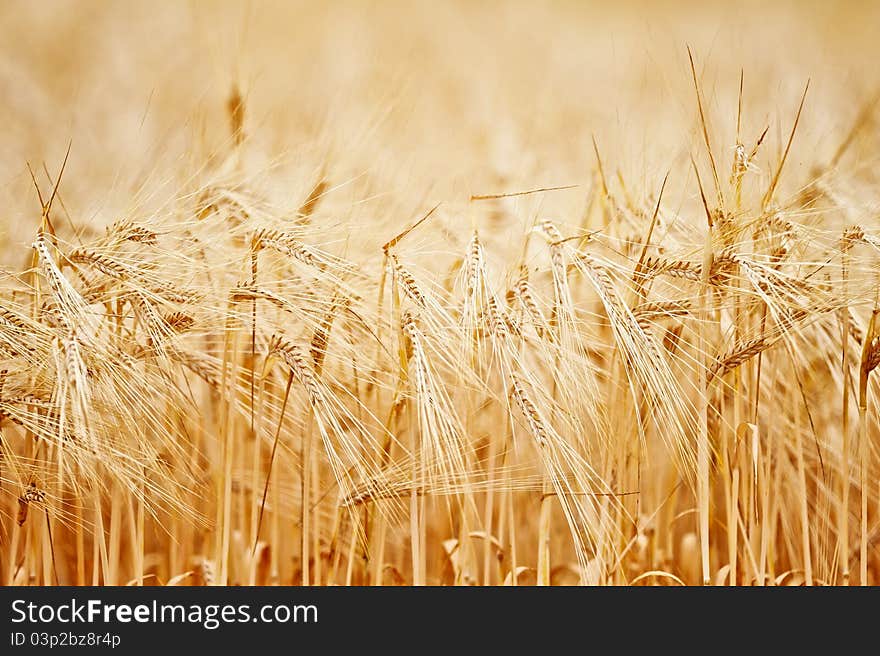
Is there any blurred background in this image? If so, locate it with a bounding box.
[1,0,878,265]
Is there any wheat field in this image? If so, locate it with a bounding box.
[1,0,880,586]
